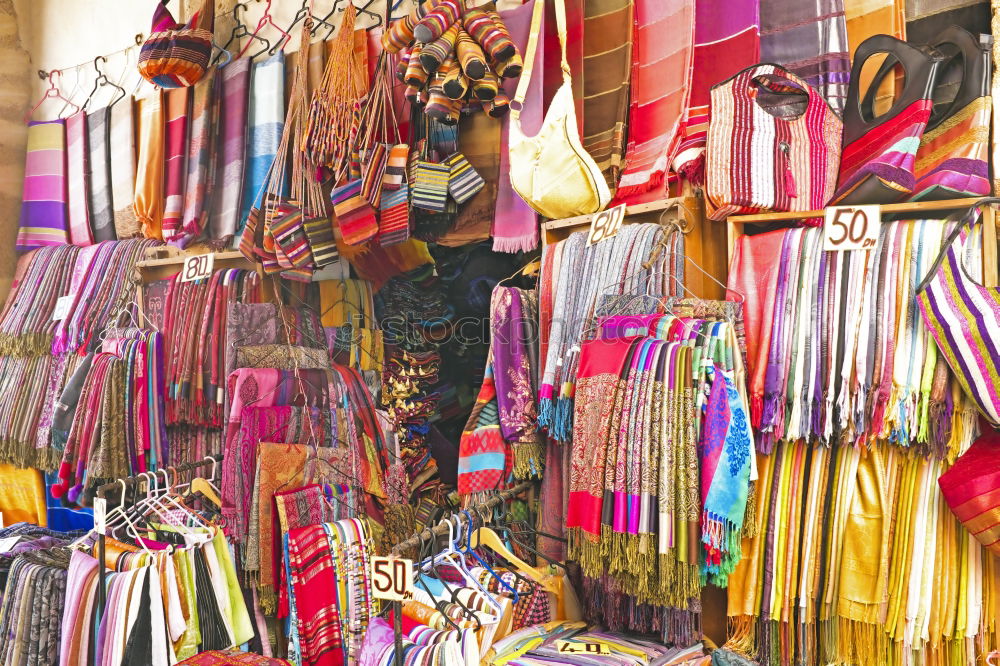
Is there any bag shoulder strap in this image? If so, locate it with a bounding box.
[514,0,572,116]
[916,197,1000,293]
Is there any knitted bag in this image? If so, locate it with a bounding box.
[705,63,842,221]
[138,0,215,88]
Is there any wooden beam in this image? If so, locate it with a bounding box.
[541,196,700,233]
[728,197,984,225]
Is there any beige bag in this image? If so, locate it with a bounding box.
[508,0,610,219]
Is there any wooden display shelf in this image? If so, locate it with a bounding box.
[135,247,258,283]
[727,196,984,225]
[540,190,729,301]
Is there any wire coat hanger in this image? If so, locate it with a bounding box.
[238,0,290,60]
[26,70,80,122]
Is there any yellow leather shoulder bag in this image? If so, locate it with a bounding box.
[508,0,611,219]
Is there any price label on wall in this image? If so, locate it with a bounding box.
[555,640,611,655]
[824,205,880,252]
[370,556,414,601]
[587,204,626,246]
[180,253,215,283]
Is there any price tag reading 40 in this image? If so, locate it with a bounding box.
[370,556,414,601]
[587,204,626,246]
[824,205,880,252]
[180,253,215,283]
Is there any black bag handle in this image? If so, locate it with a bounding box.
[922,26,991,130]
[843,35,941,145]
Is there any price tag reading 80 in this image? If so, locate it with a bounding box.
[586,204,626,247]
[180,253,215,283]
[823,205,880,252]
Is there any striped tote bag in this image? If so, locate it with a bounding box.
[705,64,842,221]
[916,200,1000,425]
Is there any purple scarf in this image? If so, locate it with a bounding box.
[490,287,539,444]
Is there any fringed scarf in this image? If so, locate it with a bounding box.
[615,0,694,200]
[700,368,752,585]
[672,0,760,182]
[110,98,140,239]
[457,359,508,497]
[134,92,166,240]
[491,286,543,478]
[581,0,634,190]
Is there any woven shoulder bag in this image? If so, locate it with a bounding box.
[138,0,215,89]
[705,63,842,221]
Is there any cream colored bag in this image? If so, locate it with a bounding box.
[508,0,610,219]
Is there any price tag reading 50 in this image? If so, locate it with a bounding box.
[824,205,880,252]
[370,556,414,601]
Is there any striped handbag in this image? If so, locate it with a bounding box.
[916,199,1000,426]
[908,27,993,202]
[834,36,940,204]
[138,0,215,88]
[705,64,842,221]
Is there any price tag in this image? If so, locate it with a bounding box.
[0,537,19,554]
[555,640,611,655]
[824,205,880,252]
[587,204,626,247]
[370,556,414,601]
[52,295,74,321]
[180,253,215,283]
[94,497,107,536]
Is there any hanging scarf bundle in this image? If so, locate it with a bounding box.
[0,548,70,665]
[50,327,167,502]
[159,268,265,430]
[0,246,78,355]
[537,223,683,443]
[730,219,979,456]
[177,68,221,247]
[724,439,994,666]
[210,57,251,242]
[239,53,285,239]
[160,87,191,243]
[17,119,70,250]
[565,307,752,644]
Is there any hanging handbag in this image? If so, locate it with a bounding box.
[909,27,993,201]
[138,0,215,89]
[704,64,842,221]
[507,0,610,219]
[916,199,1000,426]
[834,35,941,204]
[937,429,1000,557]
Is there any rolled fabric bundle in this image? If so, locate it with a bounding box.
[441,54,468,99]
[455,28,487,80]
[405,84,426,107]
[382,0,442,52]
[413,0,462,44]
[425,89,453,120]
[395,47,412,82]
[484,92,510,117]
[404,44,429,87]
[471,67,499,100]
[464,8,516,62]
[419,23,460,72]
[494,53,522,79]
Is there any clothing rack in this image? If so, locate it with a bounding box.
[388,480,533,666]
[93,454,224,637]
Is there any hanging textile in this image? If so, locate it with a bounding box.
[161,87,191,243]
[179,69,220,246]
[615,0,694,201]
[492,0,541,253]
[759,0,850,113]
[86,106,116,242]
[210,58,251,242]
[110,97,140,239]
[16,119,69,250]
[906,0,990,42]
[581,0,634,190]
[64,111,93,247]
[240,53,285,236]
[672,0,760,183]
[134,91,166,240]
[0,465,46,526]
